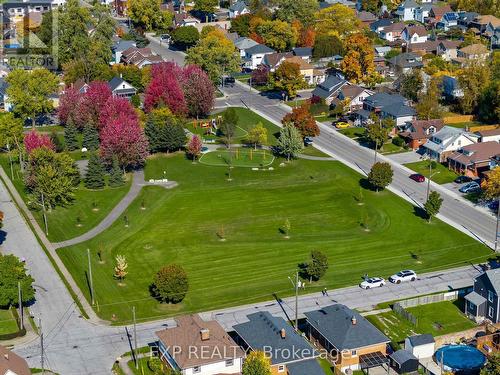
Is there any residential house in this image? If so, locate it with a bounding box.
[404,334,435,359]
[407,40,438,54]
[427,4,452,26]
[356,10,377,26]
[492,28,500,49]
[469,15,500,35]
[305,304,390,373]
[355,93,414,126]
[379,22,406,42]
[370,18,392,34]
[422,126,478,162]
[233,311,325,375]
[454,43,490,65]
[311,75,349,105]
[401,25,428,45]
[111,39,136,65]
[364,92,409,112]
[395,0,418,21]
[233,36,259,58]
[244,44,275,70]
[448,141,500,177]
[108,76,137,99]
[261,52,293,72]
[414,3,432,23]
[374,46,392,57]
[437,12,458,31]
[465,268,500,323]
[174,13,200,27]
[121,47,163,68]
[0,345,30,375]
[436,40,461,61]
[457,11,479,28]
[442,75,463,98]
[156,314,244,375]
[283,56,325,85]
[380,103,416,127]
[387,52,423,75]
[477,128,500,143]
[292,47,313,62]
[399,119,445,149]
[228,0,249,18]
[332,85,374,113]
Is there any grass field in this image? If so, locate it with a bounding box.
[405,160,460,185]
[187,108,281,146]
[0,309,19,335]
[367,300,475,347]
[199,149,275,168]
[57,153,491,323]
[0,155,132,243]
[338,128,366,139]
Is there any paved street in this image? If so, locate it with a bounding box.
[218,81,498,249]
[145,34,185,66]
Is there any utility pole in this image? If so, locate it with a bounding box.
[18,282,23,330]
[39,317,44,374]
[495,196,500,252]
[87,249,94,305]
[6,143,13,180]
[426,161,432,201]
[41,193,48,235]
[133,306,138,369]
[294,270,299,331]
[374,118,382,164]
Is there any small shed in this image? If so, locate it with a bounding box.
[405,334,435,359]
[390,349,419,374]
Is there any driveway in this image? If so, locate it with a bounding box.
[386,150,424,164]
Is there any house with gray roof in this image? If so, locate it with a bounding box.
[111,39,136,64]
[244,44,275,70]
[422,125,478,162]
[311,75,349,105]
[108,76,137,99]
[229,0,249,18]
[387,52,423,75]
[465,268,500,324]
[305,304,390,373]
[233,36,259,58]
[293,47,313,61]
[395,0,419,21]
[233,312,325,375]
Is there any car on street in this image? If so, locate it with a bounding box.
[459,181,481,193]
[223,76,235,87]
[409,173,425,183]
[389,270,417,284]
[360,277,386,289]
[160,34,171,43]
[304,136,314,146]
[334,121,350,129]
[454,175,472,184]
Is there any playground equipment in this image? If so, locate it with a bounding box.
[192,116,223,136]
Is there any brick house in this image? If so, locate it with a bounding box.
[399,119,445,149]
[447,141,500,177]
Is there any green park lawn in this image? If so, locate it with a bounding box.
[186,107,280,146]
[0,309,19,335]
[199,148,275,168]
[368,300,475,347]
[57,152,491,323]
[405,160,460,185]
[0,155,131,243]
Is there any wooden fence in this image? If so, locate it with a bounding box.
[443,115,474,124]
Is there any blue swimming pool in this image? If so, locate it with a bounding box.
[434,345,486,371]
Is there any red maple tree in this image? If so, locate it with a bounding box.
[282,103,319,138]
[24,130,55,154]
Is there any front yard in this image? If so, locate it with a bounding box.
[404,160,460,185]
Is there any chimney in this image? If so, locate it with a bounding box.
[200,328,210,341]
[280,328,286,339]
[351,316,357,325]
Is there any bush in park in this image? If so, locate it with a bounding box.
[151,264,189,304]
[305,250,329,281]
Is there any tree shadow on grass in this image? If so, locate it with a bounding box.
[413,206,429,220]
[359,178,377,192]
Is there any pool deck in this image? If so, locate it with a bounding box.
[420,357,442,375]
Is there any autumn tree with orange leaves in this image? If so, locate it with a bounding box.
[282,103,319,138]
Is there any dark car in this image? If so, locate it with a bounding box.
[410,173,425,183]
[489,200,499,212]
[304,136,314,146]
[459,181,481,193]
[223,76,235,87]
[454,175,472,184]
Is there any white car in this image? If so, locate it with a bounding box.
[389,270,417,284]
[360,277,386,289]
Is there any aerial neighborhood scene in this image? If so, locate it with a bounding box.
[0,0,499,373]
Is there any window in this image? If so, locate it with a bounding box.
[351,350,357,357]
[225,359,234,367]
[489,291,495,302]
[193,366,201,373]
[489,306,494,318]
[278,365,285,372]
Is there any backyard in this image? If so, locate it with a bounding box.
[57,152,491,323]
[405,160,460,185]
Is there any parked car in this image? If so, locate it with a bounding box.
[489,200,499,212]
[459,181,481,193]
[454,175,472,184]
[160,34,170,43]
[304,136,314,146]
[223,76,235,87]
[360,277,386,289]
[410,173,425,183]
[389,270,417,284]
[201,146,209,153]
[334,121,350,129]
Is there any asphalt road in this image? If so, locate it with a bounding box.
[218,81,498,250]
[145,34,185,66]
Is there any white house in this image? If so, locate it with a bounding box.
[437,12,458,31]
[156,315,244,375]
[229,0,249,18]
[108,76,137,99]
[436,40,460,61]
[401,25,428,44]
[395,0,418,21]
[244,44,275,70]
[414,3,432,23]
[379,22,406,42]
[233,36,258,58]
[112,39,136,65]
[405,335,435,359]
[423,126,479,162]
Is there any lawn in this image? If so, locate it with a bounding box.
[57,153,491,323]
[199,148,275,168]
[405,160,460,185]
[0,309,19,335]
[0,154,132,243]
[338,127,366,139]
[367,300,476,347]
[301,146,330,158]
[186,107,281,146]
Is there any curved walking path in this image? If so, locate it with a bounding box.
[53,170,178,249]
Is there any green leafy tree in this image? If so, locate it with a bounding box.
[5,69,59,127]
[145,108,186,153]
[85,153,105,189]
[50,130,63,152]
[273,0,319,25]
[271,61,305,98]
[478,81,500,125]
[313,34,343,58]
[424,191,443,223]
[255,20,297,52]
[108,156,125,187]
[457,61,491,115]
[305,250,329,281]
[194,0,218,13]
[230,14,252,36]
[0,255,35,308]
[126,0,166,31]
[368,162,393,192]
[171,26,200,49]
[221,108,239,147]
[0,113,25,169]
[113,255,128,282]
[242,351,272,375]
[152,264,189,304]
[82,124,99,151]
[247,122,268,149]
[481,353,500,375]
[366,114,394,151]
[64,119,79,151]
[416,77,443,120]
[400,69,423,102]
[277,124,303,161]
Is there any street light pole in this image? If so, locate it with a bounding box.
[18,282,23,330]
[495,197,500,252]
[87,249,94,306]
[295,271,299,331]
